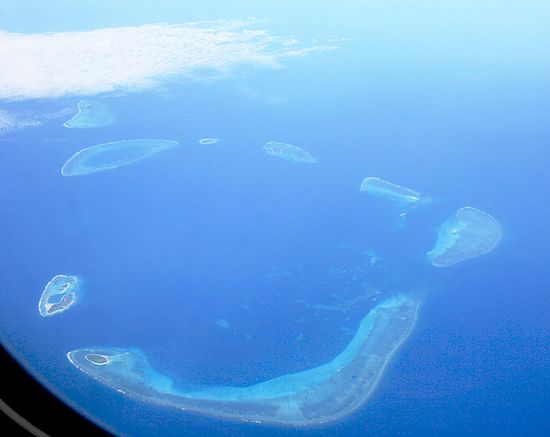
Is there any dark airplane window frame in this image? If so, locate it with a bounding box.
[0,344,109,436]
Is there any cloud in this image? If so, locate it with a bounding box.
[0,108,72,136]
[0,20,335,101]
[0,110,38,135]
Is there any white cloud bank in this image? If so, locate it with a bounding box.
[0,20,334,101]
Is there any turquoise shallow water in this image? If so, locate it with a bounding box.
[1,2,549,436]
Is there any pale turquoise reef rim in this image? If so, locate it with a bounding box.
[61,139,179,176]
[67,294,420,427]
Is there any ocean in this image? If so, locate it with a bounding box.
[0,1,548,436]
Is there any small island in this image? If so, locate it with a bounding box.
[63,100,116,129]
[263,141,317,164]
[38,274,79,317]
[360,177,431,209]
[427,206,503,267]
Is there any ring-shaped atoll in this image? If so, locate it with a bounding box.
[61,139,179,176]
[198,138,220,145]
[38,274,80,317]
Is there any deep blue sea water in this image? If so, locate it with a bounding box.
[1,2,549,436]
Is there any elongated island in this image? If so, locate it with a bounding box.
[68,295,420,426]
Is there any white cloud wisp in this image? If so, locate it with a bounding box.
[0,21,334,101]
